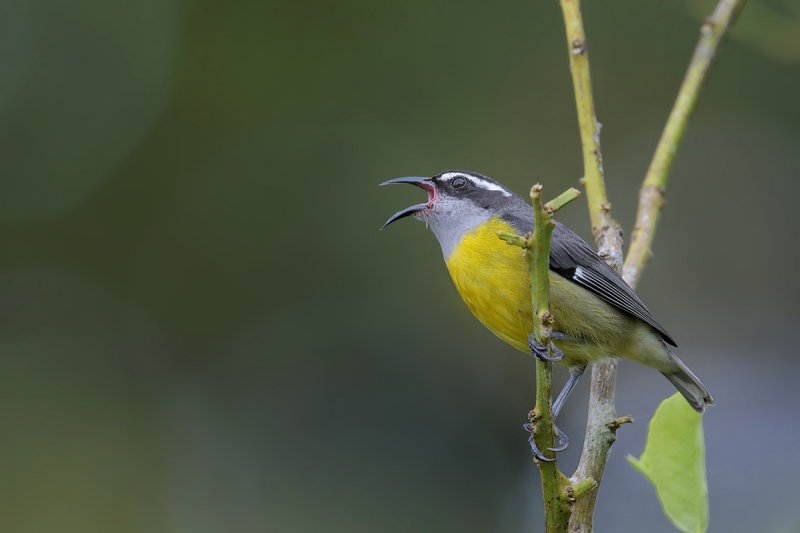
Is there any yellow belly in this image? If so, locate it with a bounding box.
[444,216,637,366]
[445,217,534,353]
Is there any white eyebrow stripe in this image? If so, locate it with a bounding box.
[439,172,512,197]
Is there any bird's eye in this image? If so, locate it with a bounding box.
[452,177,467,189]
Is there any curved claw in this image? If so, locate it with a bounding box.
[529,435,556,462]
[548,423,570,452]
[523,423,556,462]
[528,333,565,362]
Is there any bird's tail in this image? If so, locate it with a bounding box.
[660,350,714,413]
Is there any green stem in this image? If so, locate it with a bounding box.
[498,185,580,533]
[623,0,747,287]
[545,188,582,214]
[567,478,598,502]
[557,0,623,270]
[528,184,569,533]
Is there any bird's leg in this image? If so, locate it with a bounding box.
[527,331,568,362]
[552,366,585,418]
[524,334,582,456]
[548,366,586,452]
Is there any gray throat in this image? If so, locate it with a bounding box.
[424,200,495,258]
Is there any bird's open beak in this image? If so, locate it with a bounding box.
[380,176,437,229]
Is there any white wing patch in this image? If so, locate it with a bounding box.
[439,171,512,197]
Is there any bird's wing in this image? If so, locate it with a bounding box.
[548,221,676,346]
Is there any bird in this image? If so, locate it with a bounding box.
[381,170,713,459]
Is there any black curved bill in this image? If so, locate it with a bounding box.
[381,202,429,229]
[380,176,434,230]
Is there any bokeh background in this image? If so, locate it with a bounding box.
[1,0,798,531]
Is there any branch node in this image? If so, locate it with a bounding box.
[565,477,598,502]
[545,187,581,214]
[610,415,634,431]
[571,38,585,54]
[497,231,528,249]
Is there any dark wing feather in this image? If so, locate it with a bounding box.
[548,221,677,346]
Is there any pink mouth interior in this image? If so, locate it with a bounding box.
[421,183,437,207]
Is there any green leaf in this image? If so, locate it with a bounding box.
[627,393,709,533]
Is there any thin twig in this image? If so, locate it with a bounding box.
[558,0,624,270]
[623,0,747,287]
[545,187,582,214]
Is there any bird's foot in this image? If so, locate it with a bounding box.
[523,423,555,462]
[523,422,570,459]
[528,332,565,362]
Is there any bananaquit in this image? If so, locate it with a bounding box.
[381,170,713,454]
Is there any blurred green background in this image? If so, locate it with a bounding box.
[1,0,798,531]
